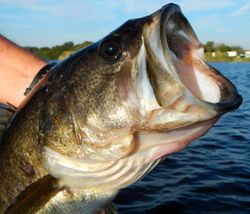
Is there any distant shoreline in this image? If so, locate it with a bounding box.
[24,41,250,63]
[206,59,250,63]
[205,53,250,63]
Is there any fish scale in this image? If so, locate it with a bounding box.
[0,3,241,213]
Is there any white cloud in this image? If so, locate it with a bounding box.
[194,15,220,29]
[109,0,237,14]
[177,0,236,12]
[119,0,165,14]
[1,0,248,48]
[0,0,115,21]
[193,15,230,33]
[0,23,32,29]
[232,2,250,16]
[0,0,48,12]
[0,0,238,21]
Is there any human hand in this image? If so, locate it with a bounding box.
[0,35,47,108]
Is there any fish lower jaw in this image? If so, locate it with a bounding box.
[42,145,159,190]
[135,118,217,163]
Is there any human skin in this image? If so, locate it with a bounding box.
[0,35,47,107]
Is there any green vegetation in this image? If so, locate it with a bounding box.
[203,41,244,53]
[25,41,93,60]
[24,40,250,62]
[203,41,250,62]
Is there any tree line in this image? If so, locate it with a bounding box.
[203,41,244,53]
[24,41,244,60]
[24,41,93,60]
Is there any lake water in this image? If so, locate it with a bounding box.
[114,62,250,214]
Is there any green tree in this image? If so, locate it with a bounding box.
[204,41,215,52]
[25,41,95,60]
[231,45,244,54]
[62,41,74,50]
[74,41,93,51]
[216,44,231,52]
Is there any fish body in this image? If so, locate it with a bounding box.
[0,3,242,213]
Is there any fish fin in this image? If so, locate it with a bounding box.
[103,203,118,214]
[6,175,63,214]
[0,103,15,141]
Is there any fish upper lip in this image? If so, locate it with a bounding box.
[161,3,182,18]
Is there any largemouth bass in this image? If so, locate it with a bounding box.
[0,3,242,213]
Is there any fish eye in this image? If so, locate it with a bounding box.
[99,40,122,61]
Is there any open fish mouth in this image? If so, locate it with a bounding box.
[142,4,242,114]
[43,4,242,190]
[133,4,242,161]
[162,5,242,112]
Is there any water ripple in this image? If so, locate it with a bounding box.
[115,63,250,213]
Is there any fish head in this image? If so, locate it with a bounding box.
[42,3,242,190]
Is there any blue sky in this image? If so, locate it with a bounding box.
[1,0,250,49]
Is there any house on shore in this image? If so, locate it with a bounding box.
[210,50,250,59]
[227,51,237,57]
[226,50,250,58]
[244,51,250,58]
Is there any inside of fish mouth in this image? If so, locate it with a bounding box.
[163,13,221,104]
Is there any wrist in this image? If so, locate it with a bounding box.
[0,35,47,107]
